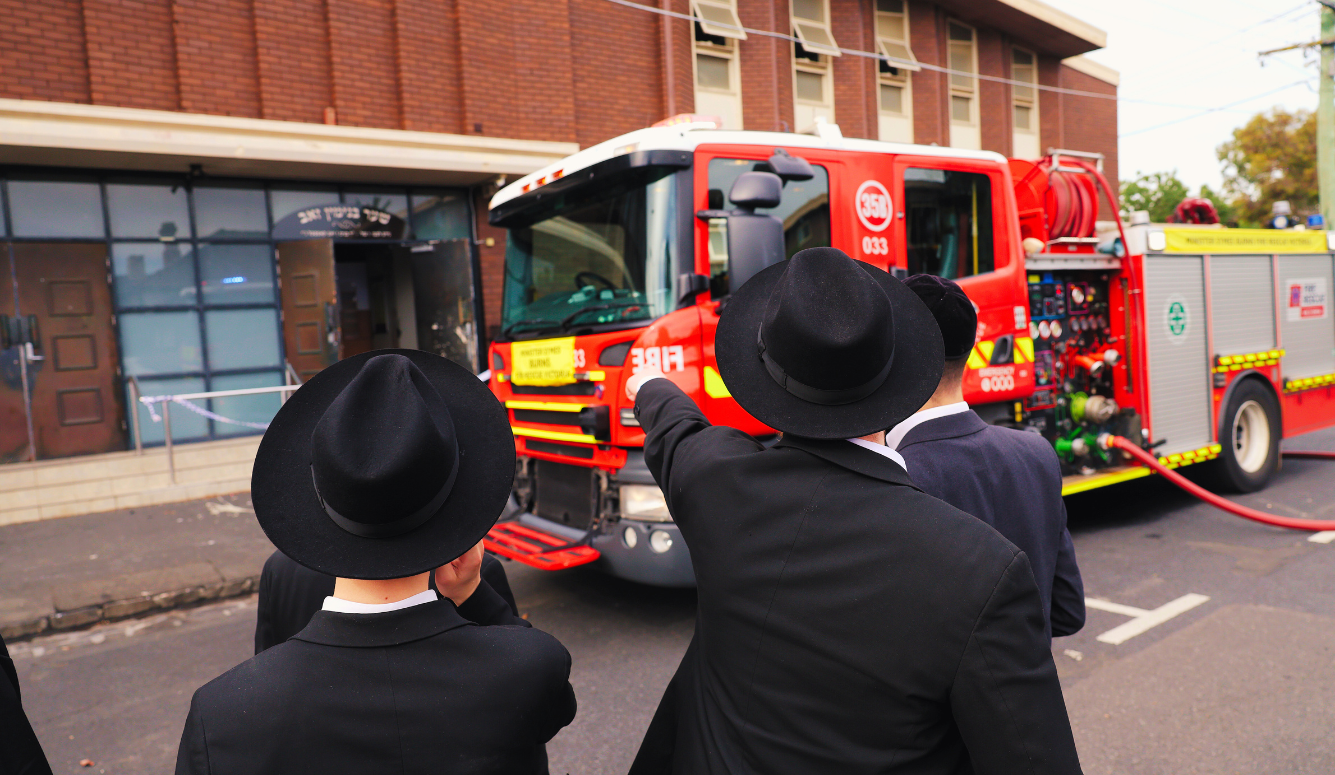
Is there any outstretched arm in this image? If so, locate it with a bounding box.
[950,552,1082,774]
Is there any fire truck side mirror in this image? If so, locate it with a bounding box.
[765,148,814,182]
[728,172,782,209]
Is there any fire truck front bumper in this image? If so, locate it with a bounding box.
[591,520,695,588]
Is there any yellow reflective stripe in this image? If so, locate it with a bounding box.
[1015,336,1034,364]
[977,340,995,361]
[704,366,731,398]
[966,345,987,369]
[1061,467,1152,496]
[505,401,586,412]
[512,426,599,444]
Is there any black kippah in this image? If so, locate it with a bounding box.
[903,274,977,360]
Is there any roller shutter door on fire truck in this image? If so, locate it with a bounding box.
[1209,256,1276,356]
[1144,256,1212,456]
[1276,254,1335,380]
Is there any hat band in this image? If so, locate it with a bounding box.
[757,329,895,406]
[310,461,458,539]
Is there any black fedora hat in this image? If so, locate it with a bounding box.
[715,247,944,439]
[251,350,515,580]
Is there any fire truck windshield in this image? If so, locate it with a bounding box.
[500,165,680,339]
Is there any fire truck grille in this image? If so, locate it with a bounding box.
[532,459,597,530]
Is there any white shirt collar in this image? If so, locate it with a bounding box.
[321,589,438,615]
[846,437,908,473]
[886,402,971,450]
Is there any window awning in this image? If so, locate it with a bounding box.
[791,0,841,57]
[692,0,747,40]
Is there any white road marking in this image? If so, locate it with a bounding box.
[1308,530,1335,544]
[1062,649,1083,661]
[205,501,251,515]
[1086,593,1211,645]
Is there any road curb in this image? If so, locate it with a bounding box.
[1,575,259,642]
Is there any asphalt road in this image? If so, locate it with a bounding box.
[12,428,1335,775]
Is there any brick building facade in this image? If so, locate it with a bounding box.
[0,0,1116,461]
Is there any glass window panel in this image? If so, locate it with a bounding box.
[950,43,975,91]
[951,95,973,123]
[791,0,823,22]
[948,22,972,42]
[270,187,339,224]
[795,69,825,102]
[205,308,281,371]
[194,186,268,239]
[112,242,198,308]
[128,376,208,445]
[880,83,904,113]
[697,54,732,90]
[8,180,104,238]
[198,244,276,304]
[876,0,903,11]
[904,167,994,279]
[876,14,904,40]
[1013,49,1034,66]
[208,371,284,438]
[880,40,913,65]
[1014,105,1032,131]
[411,191,470,241]
[119,311,203,376]
[106,183,191,239]
[343,189,409,221]
[708,158,830,266]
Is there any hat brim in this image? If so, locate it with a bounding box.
[251,350,515,580]
[716,262,945,439]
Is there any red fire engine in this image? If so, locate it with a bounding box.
[482,118,1335,586]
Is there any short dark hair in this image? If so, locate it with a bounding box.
[940,358,967,386]
[903,274,978,360]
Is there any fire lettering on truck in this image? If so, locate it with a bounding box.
[631,346,685,373]
[855,180,893,233]
[1285,278,1327,321]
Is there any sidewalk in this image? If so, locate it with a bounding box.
[0,492,274,641]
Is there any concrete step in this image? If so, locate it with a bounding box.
[0,436,260,526]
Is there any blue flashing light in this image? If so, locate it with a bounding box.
[221,276,246,284]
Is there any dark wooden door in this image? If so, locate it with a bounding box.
[0,245,31,462]
[12,242,125,459]
[277,240,338,380]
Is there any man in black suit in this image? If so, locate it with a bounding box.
[176,352,575,774]
[627,248,1080,774]
[891,275,1085,639]
[253,549,519,653]
[2,633,53,775]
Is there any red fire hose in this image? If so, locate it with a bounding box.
[1104,435,1335,531]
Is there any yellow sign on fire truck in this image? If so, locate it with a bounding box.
[1161,227,1328,254]
[510,336,576,386]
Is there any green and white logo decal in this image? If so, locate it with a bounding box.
[1164,293,1190,343]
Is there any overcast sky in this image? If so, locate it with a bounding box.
[1047,0,1320,192]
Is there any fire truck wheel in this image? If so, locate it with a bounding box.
[1210,378,1280,493]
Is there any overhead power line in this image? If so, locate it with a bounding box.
[1118,79,1312,138]
[602,0,1301,112]
[1122,1,1315,79]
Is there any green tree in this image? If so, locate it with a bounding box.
[1120,170,1190,222]
[1196,183,1236,226]
[1217,108,1316,228]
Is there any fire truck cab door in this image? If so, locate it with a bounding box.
[890,155,1033,404]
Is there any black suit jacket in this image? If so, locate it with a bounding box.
[629,380,1080,775]
[254,549,520,653]
[897,410,1086,638]
[178,583,575,775]
[1,635,52,775]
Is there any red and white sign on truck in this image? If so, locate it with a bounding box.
[480,117,1335,586]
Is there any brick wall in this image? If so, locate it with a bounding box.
[1057,64,1119,217]
[0,0,1118,336]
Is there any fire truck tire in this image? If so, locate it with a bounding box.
[1208,378,1280,493]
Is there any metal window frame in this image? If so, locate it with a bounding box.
[946,20,978,125]
[875,2,920,73]
[0,165,471,446]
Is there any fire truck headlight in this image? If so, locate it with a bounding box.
[620,484,672,522]
[649,530,674,554]
[622,526,638,549]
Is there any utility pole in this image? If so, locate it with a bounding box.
[1321,2,1335,228]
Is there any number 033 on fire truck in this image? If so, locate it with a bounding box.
[478,117,1335,587]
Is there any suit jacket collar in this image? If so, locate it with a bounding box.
[775,435,919,490]
[897,409,989,448]
[291,598,472,648]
